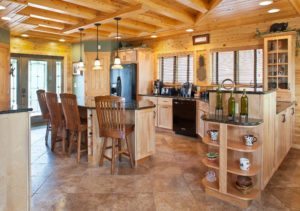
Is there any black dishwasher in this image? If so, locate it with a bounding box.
[173,99,197,137]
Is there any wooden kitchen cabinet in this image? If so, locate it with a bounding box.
[196,101,209,138]
[139,96,158,127]
[157,97,173,130]
[118,49,137,63]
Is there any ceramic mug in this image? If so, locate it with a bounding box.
[207,130,219,141]
[205,170,217,182]
[240,158,250,171]
[244,135,257,146]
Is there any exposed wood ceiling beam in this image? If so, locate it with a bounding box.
[121,19,158,32]
[22,17,66,30]
[195,0,222,25]
[289,0,300,15]
[135,0,195,24]
[63,4,146,34]
[17,6,81,25]
[24,31,72,40]
[31,26,78,37]
[100,24,141,36]
[61,0,119,13]
[175,0,209,13]
[136,13,181,28]
[9,0,98,19]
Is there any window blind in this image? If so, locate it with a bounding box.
[218,51,234,82]
[238,50,255,84]
[161,57,175,83]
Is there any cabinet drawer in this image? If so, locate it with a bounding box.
[158,97,172,106]
[140,96,158,105]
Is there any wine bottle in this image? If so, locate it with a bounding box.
[228,91,235,120]
[216,86,223,110]
[240,89,248,117]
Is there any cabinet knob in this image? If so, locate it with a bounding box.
[291,108,295,116]
[153,111,156,119]
[282,114,286,123]
[89,132,93,135]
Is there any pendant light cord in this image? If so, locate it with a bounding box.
[96,24,99,60]
[79,28,83,62]
[117,18,119,57]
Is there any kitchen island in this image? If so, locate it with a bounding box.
[79,100,156,166]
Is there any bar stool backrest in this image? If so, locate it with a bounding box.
[60,93,81,131]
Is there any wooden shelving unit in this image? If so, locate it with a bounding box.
[202,119,263,208]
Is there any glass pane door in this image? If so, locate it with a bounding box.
[28,60,48,116]
[56,60,63,94]
[10,58,18,107]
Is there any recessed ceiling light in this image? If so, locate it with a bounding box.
[259,0,273,6]
[115,36,121,39]
[59,38,65,42]
[1,16,11,21]
[150,34,157,38]
[268,8,280,13]
[0,5,6,10]
[186,28,194,32]
[21,34,29,37]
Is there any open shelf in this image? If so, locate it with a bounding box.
[202,136,219,147]
[227,183,260,201]
[202,157,219,170]
[227,140,261,152]
[227,162,260,176]
[202,178,219,191]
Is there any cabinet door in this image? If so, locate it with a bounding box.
[157,105,173,129]
[135,108,155,160]
[275,112,287,168]
[289,106,295,149]
[197,109,206,137]
[0,44,10,109]
[118,50,137,63]
[139,96,157,126]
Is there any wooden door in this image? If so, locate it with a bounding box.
[84,52,111,105]
[0,44,10,110]
[157,105,172,129]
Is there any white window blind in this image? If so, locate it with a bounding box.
[218,51,234,82]
[212,48,263,86]
[159,54,194,83]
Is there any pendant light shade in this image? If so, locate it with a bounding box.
[112,17,123,70]
[93,23,102,70]
[78,28,85,71]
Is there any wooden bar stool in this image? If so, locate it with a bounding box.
[36,89,51,146]
[45,92,66,153]
[60,93,87,163]
[94,96,134,174]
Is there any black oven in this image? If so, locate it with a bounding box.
[173,99,196,137]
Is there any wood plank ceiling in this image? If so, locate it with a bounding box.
[0,0,299,42]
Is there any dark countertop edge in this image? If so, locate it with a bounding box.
[0,108,33,115]
[78,105,156,110]
[206,89,276,95]
[138,94,209,103]
[276,101,297,114]
[202,116,263,126]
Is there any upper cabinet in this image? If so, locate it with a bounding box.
[263,32,296,102]
[118,49,137,63]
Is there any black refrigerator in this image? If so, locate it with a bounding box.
[110,64,137,103]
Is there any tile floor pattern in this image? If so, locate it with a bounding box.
[31,126,300,211]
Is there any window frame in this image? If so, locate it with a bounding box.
[211,46,263,86]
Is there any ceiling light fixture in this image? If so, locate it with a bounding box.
[112,17,123,70]
[1,16,11,21]
[0,5,6,10]
[78,28,85,71]
[93,23,102,70]
[59,38,65,42]
[259,0,273,6]
[151,34,158,38]
[186,28,194,32]
[21,34,29,37]
[268,8,280,13]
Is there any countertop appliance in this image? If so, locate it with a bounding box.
[180,82,195,98]
[173,98,197,137]
[153,80,163,95]
[110,64,137,103]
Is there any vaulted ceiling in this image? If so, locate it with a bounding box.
[0,0,299,42]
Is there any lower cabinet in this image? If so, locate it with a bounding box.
[274,105,295,169]
[196,101,209,138]
[157,104,173,129]
[139,96,158,127]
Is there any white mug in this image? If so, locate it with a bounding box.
[207,130,219,141]
[244,135,257,146]
[240,158,250,171]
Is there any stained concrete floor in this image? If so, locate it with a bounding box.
[31,126,300,211]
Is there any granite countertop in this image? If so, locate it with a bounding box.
[0,106,33,115]
[139,94,209,103]
[207,87,275,95]
[78,100,156,110]
[202,114,263,126]
[276,101,296,114]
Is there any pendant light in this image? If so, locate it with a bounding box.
[78,28,85,71]
[112,17,123,70]
[93,23,102,70]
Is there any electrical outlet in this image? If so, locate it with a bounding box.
[98,45,101,50]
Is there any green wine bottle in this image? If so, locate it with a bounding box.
[228,91,235,120]
[216,86,223,110]
[240,89,248,117]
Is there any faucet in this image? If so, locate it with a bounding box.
[221,78,235,90]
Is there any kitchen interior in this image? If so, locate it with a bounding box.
[1,0,300,210]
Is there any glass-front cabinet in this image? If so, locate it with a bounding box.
[263,32,296,102]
